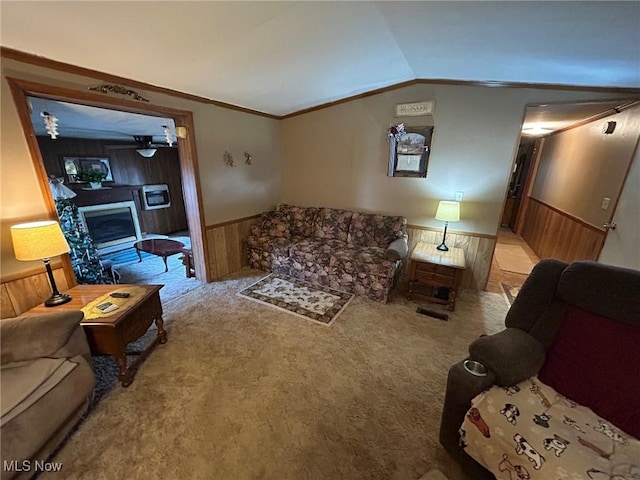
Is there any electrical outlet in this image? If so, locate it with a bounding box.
[601,197,611,210]
[455,191,464,202]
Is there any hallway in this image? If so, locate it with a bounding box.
[486,228,540,296]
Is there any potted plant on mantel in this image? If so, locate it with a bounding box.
[74,168,107,189]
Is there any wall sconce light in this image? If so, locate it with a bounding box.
[244,152,252,165]
[435,201,460,251]
[224,151,234,166]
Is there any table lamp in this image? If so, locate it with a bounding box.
[435,201,460,251]
[11,220,72,307]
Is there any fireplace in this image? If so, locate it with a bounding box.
[78,201,142,251]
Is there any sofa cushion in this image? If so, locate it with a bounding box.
[276,204,318,237]
[331,246,397,277]
[247,235,300,255]
[1,311,84,365]
[537,305,640,438]
[347,212,406,248]
[1,358,78,427]
[462,376,640,480]
[313,208,353,242]
[289,239,347,266]
[253,211,290,238]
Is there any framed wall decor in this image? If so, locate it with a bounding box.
[63,156,113,183]
[388,125,434,178]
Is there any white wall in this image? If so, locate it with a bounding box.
[280,83,631,235]
[599,145,640,269]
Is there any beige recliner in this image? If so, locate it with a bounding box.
[1,310,95,480]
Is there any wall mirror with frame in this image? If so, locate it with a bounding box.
[388,126,434,178]
[63,156,113,183]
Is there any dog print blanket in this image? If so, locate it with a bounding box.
[460,377,640,480]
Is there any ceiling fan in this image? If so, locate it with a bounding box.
[105,135,176,157]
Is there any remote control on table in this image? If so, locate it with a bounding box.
[110,292,131,298]
[95,301,119,313]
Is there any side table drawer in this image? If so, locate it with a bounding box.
[415,270,456,286]
[416,262,455,277]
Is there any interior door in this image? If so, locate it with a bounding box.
[599,147,640,269]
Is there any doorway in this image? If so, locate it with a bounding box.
[29,97,202,302]
[487,99,639,300]
[7,77,210,294]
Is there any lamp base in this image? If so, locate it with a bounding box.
[44,293,72,307]
[436,243,449,252]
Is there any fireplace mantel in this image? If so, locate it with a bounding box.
[71,185,142,208]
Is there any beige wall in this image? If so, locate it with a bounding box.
[280,83,633,236]
[1,58,282,277]
[531,105,640,227]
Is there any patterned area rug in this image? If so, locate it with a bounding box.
[501,282,521,305]
[237,274,354,326]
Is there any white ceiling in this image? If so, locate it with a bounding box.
[2,1,639,117]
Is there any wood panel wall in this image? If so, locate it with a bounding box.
[37,136,188,234]
[205,215,260,280]
[1,264,70,318]
[406,226,496,290]
[520,198,606,262]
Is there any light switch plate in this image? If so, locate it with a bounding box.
[601,197,611,210]
[455,191,464,202]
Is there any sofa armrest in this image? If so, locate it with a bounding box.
[1,310,88,365]
[468,328,546,386]
[384,235,408,261]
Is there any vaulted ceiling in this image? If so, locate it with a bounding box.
[2,1,639,117]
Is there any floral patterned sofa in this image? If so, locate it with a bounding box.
[247,204,409,303]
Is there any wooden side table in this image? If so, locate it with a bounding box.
[22,284,166,387]
[407,242,466,311]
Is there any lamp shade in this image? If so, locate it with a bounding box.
[11,221,70,261]
[435,201,460,222]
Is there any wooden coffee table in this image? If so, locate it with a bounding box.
[23,284,166,387]
[134,238,185,272]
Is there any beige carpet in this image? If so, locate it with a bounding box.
[44,269,508,480]
[494,243,536,275]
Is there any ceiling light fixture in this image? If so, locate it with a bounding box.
[41,111,59,139]
[521,126,553,136]
[162,125,174,146]
[136,148,157,158]
[134,135,157,157]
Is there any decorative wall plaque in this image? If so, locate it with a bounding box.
[394,101,435,117]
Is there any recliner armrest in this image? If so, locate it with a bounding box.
[468,328,546,386]
[384,235,409,261]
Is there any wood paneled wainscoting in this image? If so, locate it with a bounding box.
[205,215,260,280]
[1,262,71,318]
[520,198,606,263]
[406,226,496,290]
